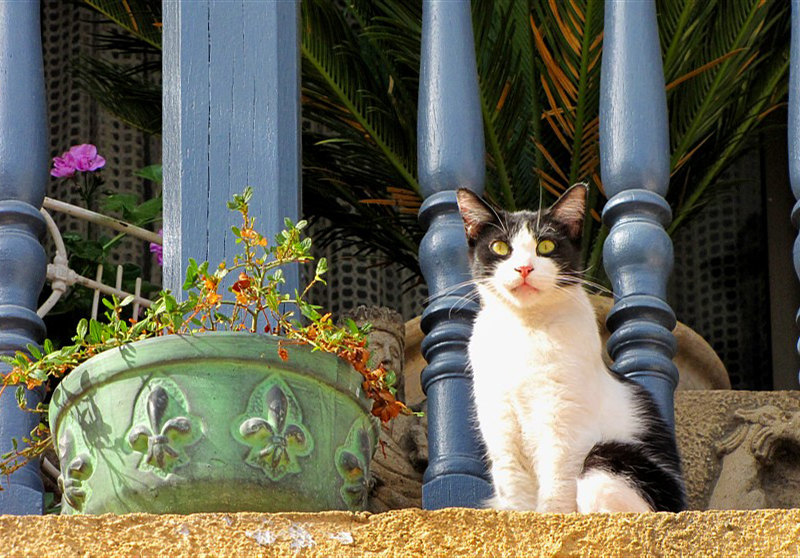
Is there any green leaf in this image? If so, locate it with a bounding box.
[315,257,328,277]
[26,344,42,361]
[134,164,163,184]
[385,369,397,388]
[120,295,136,307]
[89,320,103,343]
[344,318,359,335]
[76,319,88,340]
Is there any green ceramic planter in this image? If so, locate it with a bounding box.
[49,333,378,515]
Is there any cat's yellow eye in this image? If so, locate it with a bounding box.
[537,239,556,255]
[490,240,511,256]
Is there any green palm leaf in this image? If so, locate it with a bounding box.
[72,55,161,136]
[82,0,162,49]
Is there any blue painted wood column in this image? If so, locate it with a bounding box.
[600,0,679,427]
[417,0,493,509]
[163,0,301,295]
[0,0,47,514]
[790,0,800,385]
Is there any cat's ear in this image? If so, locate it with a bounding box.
[457,189,497,240]
[549,183,587,240]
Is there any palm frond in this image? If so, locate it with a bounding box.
[301,0,424,273]
[72,55,162,135]
[81,0,162,49]
[661,0,791,221]
[301,0,419,194]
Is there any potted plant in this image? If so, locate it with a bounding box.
[1,187,409,515]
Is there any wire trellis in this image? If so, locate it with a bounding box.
[39,197,160,321]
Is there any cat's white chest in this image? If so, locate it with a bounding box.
[469,302,600,396]
[467,295,641,457]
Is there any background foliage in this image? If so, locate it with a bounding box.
[77,0,792,282]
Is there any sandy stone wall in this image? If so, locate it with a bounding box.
[2,508,800,557]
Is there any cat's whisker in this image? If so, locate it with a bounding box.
[558,276,614,297]
[449,291,482,316]
[550,283,588,306]
[557,270,614,294]
[424,278,482,304]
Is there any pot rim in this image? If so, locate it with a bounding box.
[49,331,372,431]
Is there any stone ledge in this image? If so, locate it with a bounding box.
[2,508,799,557]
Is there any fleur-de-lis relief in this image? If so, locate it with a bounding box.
[336,419,375,510]
[58,453,94,511]
[127,382,202,477]
[235,376,313,481]
[57,429,94,512]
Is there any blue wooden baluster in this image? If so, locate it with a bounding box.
[790,0,800,385]
[0,0,47,514]
[418,0,493,509]
[600,0,679,427]
[163,0,301,296]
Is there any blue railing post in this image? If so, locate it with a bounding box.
[789,0,800,385]
[600,0,679,427]
[163,0,301,296]
[0,0,47,514]
[417,0,493,509]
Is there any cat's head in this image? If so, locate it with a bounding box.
[456,184,587,309]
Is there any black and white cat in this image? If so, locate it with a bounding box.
[456,184,686,513]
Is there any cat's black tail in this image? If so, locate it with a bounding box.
[582,439,686,512]
[584,378,687,512]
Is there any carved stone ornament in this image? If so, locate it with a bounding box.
[339,306,406,400]
[127,379,203,478]
[336,417,375,510]
[57,428,94,512]
[709,405,800,510]
[339,305,428,511]
[233,375,313,481]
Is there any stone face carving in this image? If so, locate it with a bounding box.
[340,306,406,400]
[339,306,427,512]
[709,405,800,510]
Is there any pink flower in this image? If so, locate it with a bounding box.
[51,144,106,178]
[150,229,163,266]
[51,153,77,178]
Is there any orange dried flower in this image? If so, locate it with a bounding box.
[278,347,289,362]
[203,275,217,292]
[26,378,42,390]
[232,272,251,292]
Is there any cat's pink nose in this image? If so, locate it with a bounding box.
[515,265,533,278]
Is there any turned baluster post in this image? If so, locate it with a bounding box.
[418,0,493,509]
[600,0,679,427]
[789,0,800,385]
[0,0,47,514]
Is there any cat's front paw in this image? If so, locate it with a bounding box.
[536,498,577,514]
